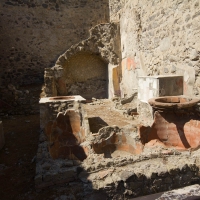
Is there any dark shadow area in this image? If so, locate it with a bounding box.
[45,111,87,161]
[103,144,116,158]
[0,99,13,110]
[49,96,75,101]
[132,192,200,200]
[88,117,108,133]
[2,114,200,199]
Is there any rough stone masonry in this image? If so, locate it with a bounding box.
[0,0,109,114]
[1,0,200,199]
[110,0,200,98]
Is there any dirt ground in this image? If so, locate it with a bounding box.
[0,115,49,199]
[0,113,81,200]
[0,113,74,199]
[0,91,137,200]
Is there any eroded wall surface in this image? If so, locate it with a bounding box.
[0,0,109,86]
[61,52,108,99]
[109,0,200,97]
[44,23,121,99]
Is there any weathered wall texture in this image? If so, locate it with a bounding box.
[0,0,109,86]
[44,23,121,99]
[62,52,108,99]
[109,0,121,22]
[110,0,200,98]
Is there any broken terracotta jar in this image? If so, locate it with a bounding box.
[45,109,87,161]
[92,126,143,158]
[139,96,200,150]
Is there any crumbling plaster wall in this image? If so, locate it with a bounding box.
[61,52,108,99]
[109,0,200,97]
[0,0,109,114]
[0,0,109,86]
[44,23,121,99]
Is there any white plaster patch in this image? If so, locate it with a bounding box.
[159,37,171,52]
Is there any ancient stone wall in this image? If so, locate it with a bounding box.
[109,0,121,21]
[61,52,108,99]
[110,0,200,98]
[44,23,121,99]
[0,0,109,114]
[0,0,109,86]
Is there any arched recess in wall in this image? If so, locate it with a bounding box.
[43,23,121,98]
[56,51,108,99]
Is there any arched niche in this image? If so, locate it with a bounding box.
[56,51,108,99]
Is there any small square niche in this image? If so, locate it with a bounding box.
[138,75,183,103]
